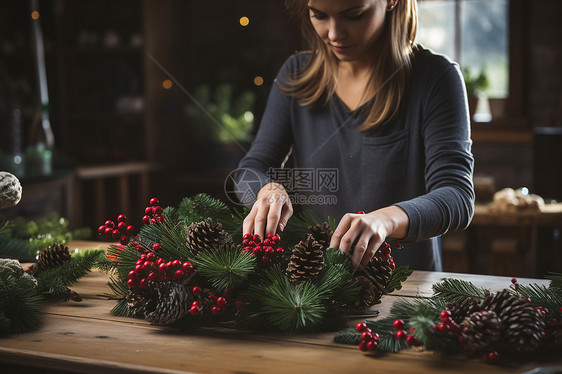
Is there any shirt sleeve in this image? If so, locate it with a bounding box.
[234,57,296,207]
[395,63,475,241]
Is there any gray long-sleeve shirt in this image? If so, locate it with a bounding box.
[236,46,474,271]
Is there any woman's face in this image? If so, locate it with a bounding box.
[307,0,388,64]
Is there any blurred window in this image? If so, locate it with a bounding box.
[417,0,508,98]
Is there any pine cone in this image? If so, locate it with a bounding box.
[36,243,71,273]
[447,297,481,324]
[286,234,325,283]
[308,222,333,250]
[127,289,155,318]
[461,310,502,353]
[355,275,382,310]
[145,281,193,326]
[481,290,545,353]
[359,252,394,296]
[186,218,231,253]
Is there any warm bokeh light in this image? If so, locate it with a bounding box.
[253,76,264,86]
[31,11,40,20]
[162,79,173,89]
[239,17,250,27]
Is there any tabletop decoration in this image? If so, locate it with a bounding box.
[335,275,562,363]
[100,193,412,333]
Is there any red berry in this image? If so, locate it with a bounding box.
[243,233,252,240]
[148,272,158,281]
[139,278,147,289]
[511,278,517,284]
[524,297,531,303]
[366,340,377,351]
[252,234,261,242]
[172,260,181,269]
[192,286,202,296]
[486,351,499,363]
[272,234,280,242]
[409,327,415,333]
[153,206,163,215]
[158,263,167,273]
[242,239,250,246]
[396,330,407,340]
[380,245,391,256]
[174,269,184,280]
[224,289,233,298]
[105,220,115,228]
[253,247,261,254]
[438,322,449,333]
[104,227,113,236]
[358,341,368,352]
[98,225,106,234]
[112,229,121,240]
[146,252,156,262]
[235,301,244,309]
[144,207,152,215]
[406,335,417,346]
[152,243,162,251]
[190,306,200,315]
[183,262,193,272]
[393,241,402,249]
[357,211,365,214]
[117,221,127,232]
[150,197,159,206]
[216,297,226,307]
[211,306,221,315]
[361,331,372,341]
[276,248,284,254]
[192,301,202,308]
[128,270,137,278]
[126,225,135,234]
[142,215,151,224]
[356,322,368,332]
[117,214,127,222]
[127,279,135,288]
[440,310,451,321]
[393,319,405,330]
[120,235,130,245]
[371,332,379,341]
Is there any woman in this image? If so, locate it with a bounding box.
[236,0,474,271]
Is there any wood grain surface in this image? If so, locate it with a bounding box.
[0,241,559,374]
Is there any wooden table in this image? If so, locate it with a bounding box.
[0,241,560,374]
[465,203,562,277]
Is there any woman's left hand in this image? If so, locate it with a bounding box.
[329,206,409,271]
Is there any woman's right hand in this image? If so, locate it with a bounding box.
[242,182,293,241]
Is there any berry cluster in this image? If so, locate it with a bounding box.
[98,214,135,245]
[189,288,245,316]
[142,198,165,225]
[356,322,379,352]
[128,252,194,289]
[434,310,462,336]
[242,233,284,263]
[393,319,420,346]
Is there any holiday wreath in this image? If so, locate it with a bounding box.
[99,194,412,332]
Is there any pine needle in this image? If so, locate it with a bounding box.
[0,273,43,334]
[333,327,361,345]
[432,278,486,303]
[385,265,413,293]
[192,245,256,291]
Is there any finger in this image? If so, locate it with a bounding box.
[329,214,352,250]
[278,199,293,232]
[360,234,383,269]
[339,218,363,256]
[265,195,284,237]
[253,197,271,242]
[350,229,373,271]
[242,204,258,237]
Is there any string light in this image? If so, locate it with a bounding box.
[162,79,173,89]
[239,16,250,27]
[31,10,40,20]
[253,76,264,86]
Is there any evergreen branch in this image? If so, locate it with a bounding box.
[221,208,248,243]
[377,334,409,353]
[432,278,486,303]
[547,272,562,291]
[282,209,323,247]
[333,327,361,345]
[385,265,413,293]
[317,249,360,308]
[107,244,141,280]
[0,274,43,334]
[515,283,562,318]
[35,250,105,298]
[110,297,131,317]
[409,314,461,354]
[192,245,256,291]
[138,220,192,261]
[178,194,232,226]
[107,275,130,298]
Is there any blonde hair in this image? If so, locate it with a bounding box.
[284,0,418,130]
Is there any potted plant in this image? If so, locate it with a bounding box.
[462,67,490,121]
[186,83,256,170]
